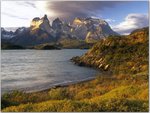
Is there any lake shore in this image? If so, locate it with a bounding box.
[2,76,98,95]
[27,76,96,93]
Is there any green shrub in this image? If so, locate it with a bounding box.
[75,89,93,100]
[48,88,69,100]
[88,98,148,112]
[99,85,140,99]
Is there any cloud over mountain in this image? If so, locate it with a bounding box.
[45,1,123,21]
[1,1,148,35]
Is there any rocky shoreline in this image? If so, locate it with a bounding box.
[71,56,110,71]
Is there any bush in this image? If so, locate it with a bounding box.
[88,98,148,112]
[48,88,69,100]
[75,89,93,100]
[99,85,140,99]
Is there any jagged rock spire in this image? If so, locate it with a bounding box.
[42,14,48,20]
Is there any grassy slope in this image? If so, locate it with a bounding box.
[1,27,149,112]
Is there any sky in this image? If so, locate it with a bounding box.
[1,1,149,35]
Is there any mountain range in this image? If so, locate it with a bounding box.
[1,15,119,47]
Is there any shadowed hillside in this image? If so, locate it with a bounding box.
[1,40,25,50]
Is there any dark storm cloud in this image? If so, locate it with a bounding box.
[46,1,123,21]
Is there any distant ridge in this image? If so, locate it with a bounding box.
[2,14,119,46]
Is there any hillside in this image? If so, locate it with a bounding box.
[1,40,25,50]
[72,27,148,74]
[29,43,61,50]
[1,27,149,112]
[58,38,94,49]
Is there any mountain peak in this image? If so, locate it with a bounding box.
[32,17,40,21]
[3,15,119,46]
[52,18,63,30]
[30,14,51,31]
[41,14,48,20]
[53,18,62,23]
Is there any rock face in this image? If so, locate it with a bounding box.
[52,18,63,31]
[30,14,54,36]
[10,15,55,46]
[2,15,119,46]
[72,17,118,43]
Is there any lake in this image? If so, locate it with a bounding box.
[1,49,99,93]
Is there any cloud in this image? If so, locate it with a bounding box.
[1,1,44,27]
[105,19,116,23]
[2,12,29,20]
[15,1,36,8]
[44,1,123,21]
[112,13,149,35]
